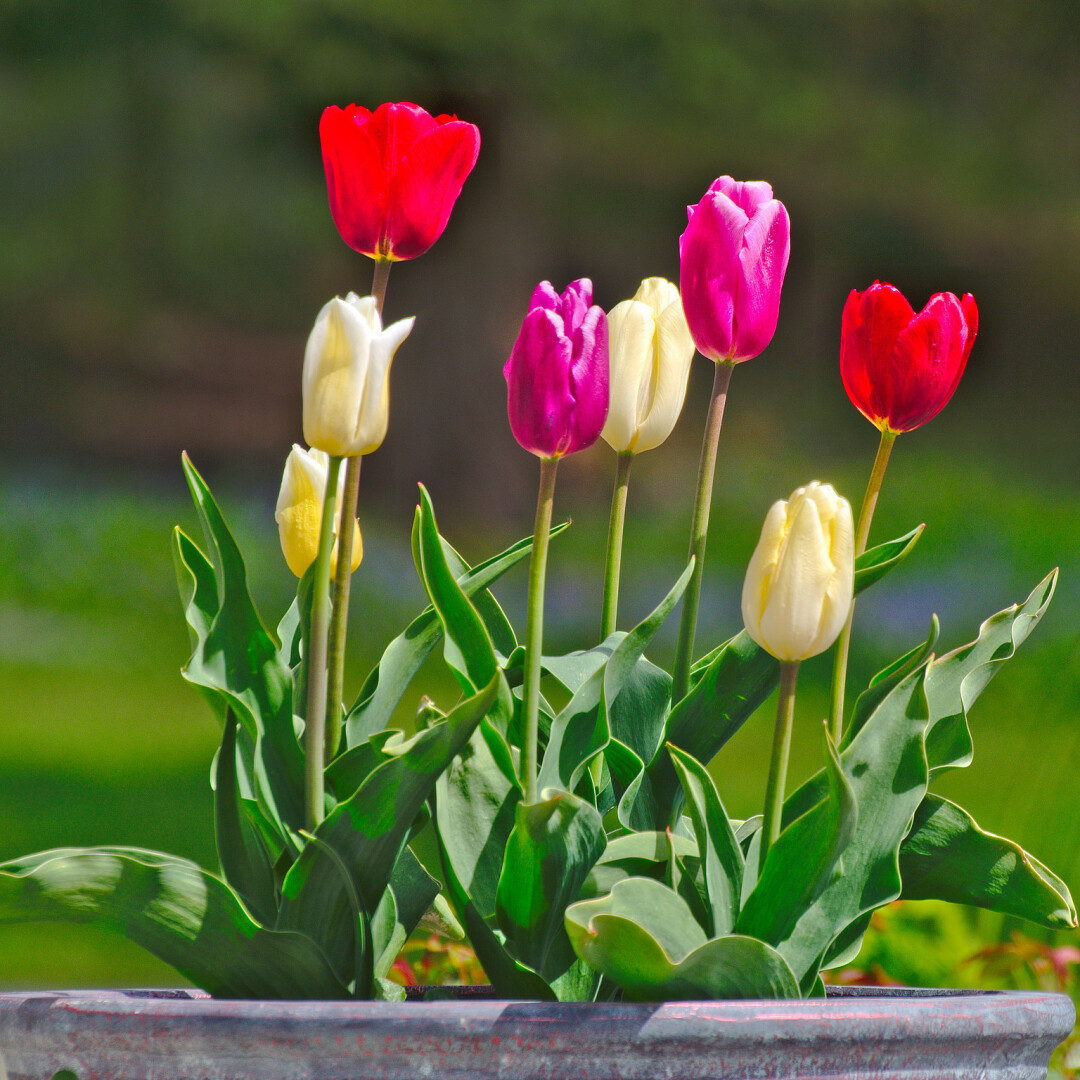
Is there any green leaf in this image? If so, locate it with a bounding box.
[213,708,278,926]
[0,847,348,999]
[566,877,799,1000]
[899,795,1076,929]
[737,726,857,963]
[668,745,744,937]
[495,789,606,984]
[436,718,521,919]
[438,534,517,659]
[346,523,565,744]
[541,639,618,696]
[177,455,305,852]
[538,664,609,795]
[324,730,397,804]
[278,676,501,982]
[605,738,656,832]
[852,524,925,593]
[414,485,498,695]
[435,829,557,1001]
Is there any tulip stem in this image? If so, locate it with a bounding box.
[522,456,559,804]
[323,259,393,763]
[761,660,800,868]
[325,454,361,762]
[372,258,391,314]
[305,453,343,831]
[827,428,897,744]
[672,359,734,702]
[600,452,634,641]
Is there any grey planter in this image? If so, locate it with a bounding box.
[0,985,1072,1080]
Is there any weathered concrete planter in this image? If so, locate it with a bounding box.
[0,985,1072,1079]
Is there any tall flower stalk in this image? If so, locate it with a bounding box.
[827,282,978,742]
[671,177,791,701]
[504,279,609,799]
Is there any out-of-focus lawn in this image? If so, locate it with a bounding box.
[1,447,1078,988]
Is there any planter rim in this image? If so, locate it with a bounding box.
[0,987,1073,1080]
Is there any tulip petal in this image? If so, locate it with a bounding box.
[633,299,694,453]
[320,106,387,257]
[679,192,748,361]
[567,303,609,454]
[602,299,654,454]
[350,314,415,455]
[708,176,775,217]
[385,118,480,260]
[732,198,790,361]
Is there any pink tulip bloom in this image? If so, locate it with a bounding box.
[679,176,791,363]
[504,280,609,459]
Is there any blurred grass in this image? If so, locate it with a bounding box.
[1,444,1079,989]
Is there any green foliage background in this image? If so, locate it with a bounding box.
[0,0,1078,987]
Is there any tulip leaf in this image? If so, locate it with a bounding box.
[668,745,744,937]
[495,788,606,984]
[345,509,555,746]
[737,726,856,954]
[769,573,1057,989]
[541,639,618,696]
[852,523,925,593]
[566,877,799,1000]
[436,717,521,919]
[277,676,500,982]
[175,457,305,853]
[324,730,398,804]
[899,795,1076,929]
[213,708,279,927]
[275,563,317,723]
[606,738,657,832]
[0,847,348,999]
[538,663,609,795]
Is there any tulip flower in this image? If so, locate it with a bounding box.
[504,279,609,460]
[320,102,480,262]
[679,176,791,364]
[302,292,414,458]
[275,445,363,579]
[828,282,977,744]
[840,282,979,435]
[601,277,694,455]
[672,177,791,702]
[742,482,854,663]
[742,482,853,865]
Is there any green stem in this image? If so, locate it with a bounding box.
[521,456,559,804]
[672,360,734,702]
[761,660,800,867]
[600,452,634,641]
[324,260,391,763]
[305,453,343,831]
[827,428,897,744]
[325,455,361,762]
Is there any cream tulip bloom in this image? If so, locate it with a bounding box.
[601,277,695,454]
[275,445,363,578]
[302,293,415,457]
[741,482,854,662]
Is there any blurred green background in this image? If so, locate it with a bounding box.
[1,0,1079,989]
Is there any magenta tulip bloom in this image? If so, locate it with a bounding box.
[679,176,791,363]
[320,101,480,261]
[504,280,609,459]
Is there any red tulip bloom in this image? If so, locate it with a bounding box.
[320,102,480,261]
[840,282,978,433]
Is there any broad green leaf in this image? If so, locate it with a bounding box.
[737,727,856,956]
[852,524,924,593]
[278,676,500,981]
[605,738,656,832]
[922,570,1056,778]
[566,877,799,1000]
[414,485,498,695]
[0,847,347,999]
[438,534,517,659]
[669,745,743,937]
[541,639,618,696]
[325,730,397,804]
[603,560,692,765]
[899,795,1076,929]
[495,789,606,984]
[538,664,609,795]
[368,847,442,980]
[345,523,566,744]
[275,564,316,723]
[649,528,925,825]
[435,830,557,1001]
[436,718,521,919]
[213,708,278,926]
[178,456,304,852]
